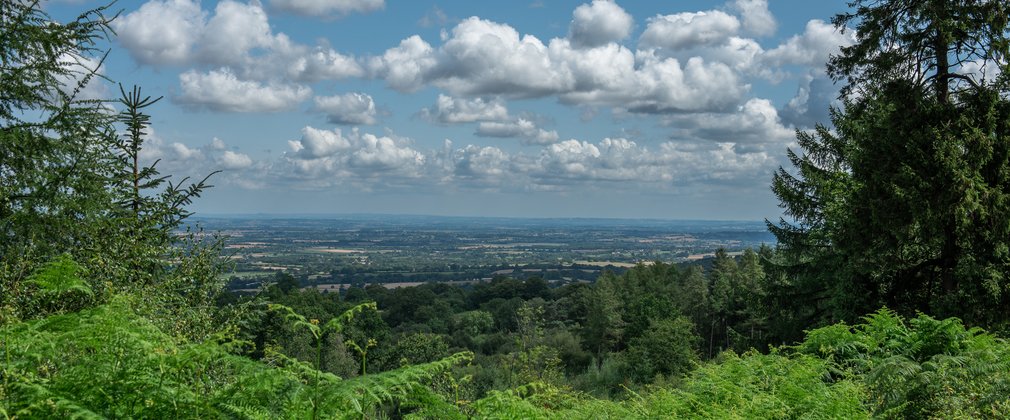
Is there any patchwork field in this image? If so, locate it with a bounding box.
[195,215,775,291]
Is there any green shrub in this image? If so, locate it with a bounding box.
[796,308,1010,418]
[625,317,698,382]
[23,254,94,317]
[465,350,867,419]
[0,298,472,419]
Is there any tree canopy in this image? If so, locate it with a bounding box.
[770,0,1010,328]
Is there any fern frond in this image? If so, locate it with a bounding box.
[321,351,474,415]
[9,382,104,420]
[23,254,95,316]
[324,302,377,336]
[217,402,274,420]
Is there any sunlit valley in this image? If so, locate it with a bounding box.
[205,215,773,291]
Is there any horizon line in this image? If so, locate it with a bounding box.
[191,212,770,224]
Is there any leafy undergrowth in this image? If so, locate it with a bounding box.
[416,311,1010,419]
[3,295,1009,419]
[454,351,868,419]
[796,308,1010,418]
[0,295,471,419]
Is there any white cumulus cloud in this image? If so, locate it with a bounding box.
[664,98,793,144]
[288,126,353,159]
[282,127,427,186]
[568,0,634,48]
[313,93,378,125]
[367,35,437,92]
[136,134,263,188]
[268,126,784,193]
[177,68,311,112]
[373,17,748,113]
[639,10,740,50]
[116,0,364,87]
[281,42,365,82]
[452,145,511,180]
[764,19,855,68]
[218,150,253,169]
[350,133,425,170]
[170,142,203,160]
[421,95,509,124]
[427,18,566,97]
[476,118,559,145]
[113,0,205,65]
[730,0,776,37]
[198,1,275,66]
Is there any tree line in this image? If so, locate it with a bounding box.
[236,248,777,399]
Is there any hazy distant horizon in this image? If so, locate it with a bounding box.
[192,211,771,224]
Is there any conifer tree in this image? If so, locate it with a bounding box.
[581,272,625,362]
[770,0,1010,327]
[1,1,222,330]
[1,0,118,320]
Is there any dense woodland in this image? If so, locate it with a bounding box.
[4,0,1010,418]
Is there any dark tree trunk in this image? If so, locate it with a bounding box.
[933,1,950,105]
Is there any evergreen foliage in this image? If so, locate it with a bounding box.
[1,0,224,336]
[1,0,119,322]
[769,0,1010,329]
[625,317,698,382]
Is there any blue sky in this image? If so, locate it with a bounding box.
[47,0,853,220]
